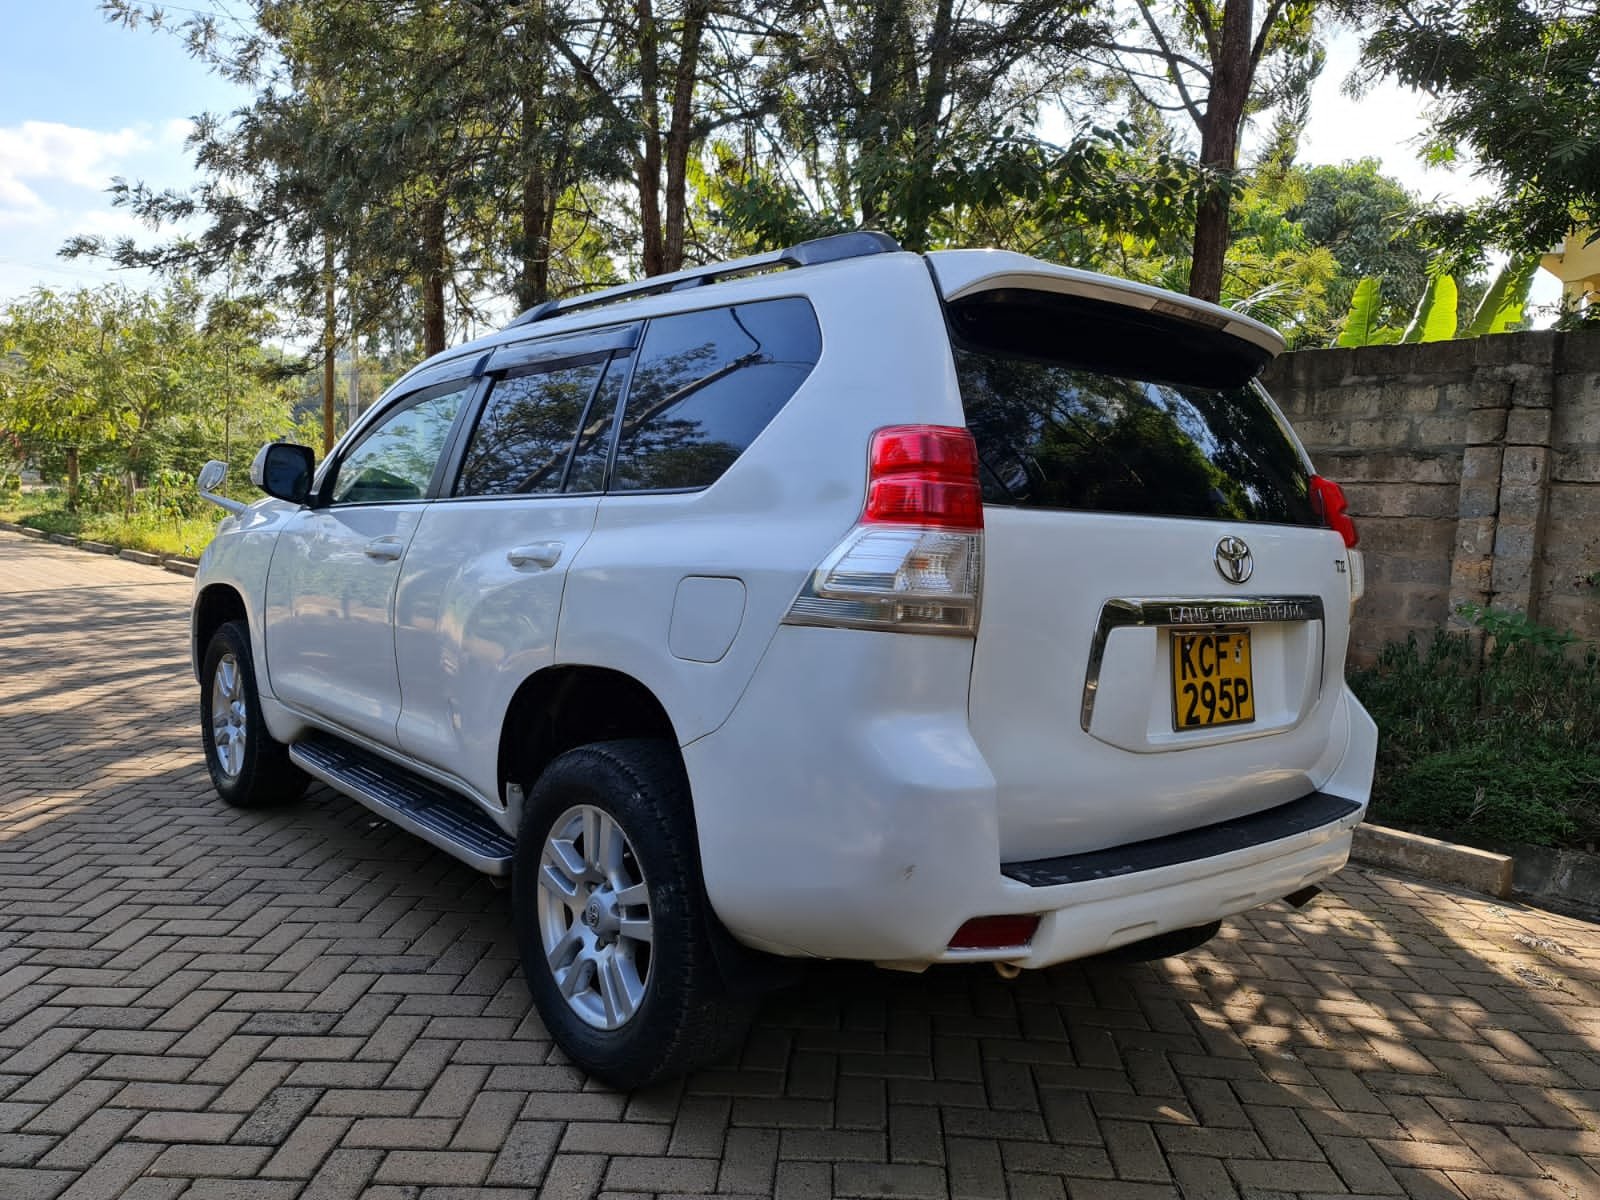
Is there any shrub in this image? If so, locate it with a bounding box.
[1350,617,1600,851]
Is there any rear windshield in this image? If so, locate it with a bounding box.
[953,337,1318,527]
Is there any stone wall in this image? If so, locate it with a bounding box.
[1259,328,1600,662]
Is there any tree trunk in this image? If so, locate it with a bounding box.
[421,197,447,356]
[860,0,906,225]
[637,0,665,275]
[347,280,361,428]
[516,5,551,310]
[904,0,955,250]
[223,343,233,464]
[1188,0,1253,304]
[537,144,566,300]
[322,237,337,454]
[662,0,707,273]
[66,446,79,512]
[518,133,549,309]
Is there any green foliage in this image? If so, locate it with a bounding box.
[0,489,218,560]
[1350,621,1600,851]
[1288,159,1435,335]
[1400,273,1459,343]
[1334,278,1392,347]
[1333,256,1533,347]
[1465,255,1540,337]
[1454,602,1578,654]
[58,0,1551,360]
[0,282,302,504]
[1353,0,1600,258]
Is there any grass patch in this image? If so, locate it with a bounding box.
[1350,626,1600,851]
[1,491,218,560]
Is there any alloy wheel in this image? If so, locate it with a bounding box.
[536,804,654,1029]
[210,652,248,778]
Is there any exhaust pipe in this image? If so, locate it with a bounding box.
[1282,885,1322,910]
[992,962,1021,980]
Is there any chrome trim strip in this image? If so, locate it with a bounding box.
[1080,595,1325,733]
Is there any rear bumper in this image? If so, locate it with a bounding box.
[684,625,1376,969]
[931,797,1361,970]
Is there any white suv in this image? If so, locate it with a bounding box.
[192,233,1376,1087]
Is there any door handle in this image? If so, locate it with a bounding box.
[363,536,405,562]
[507,542,563,570]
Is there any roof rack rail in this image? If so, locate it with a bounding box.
[503,230,901,330]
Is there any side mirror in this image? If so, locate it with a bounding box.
[196,459,246,515]
[250,442,315,505]
[197,460,227,492]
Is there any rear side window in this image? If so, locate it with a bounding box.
[952,303,1316,526]
[612,297,821,491]
[565,358,626,493]
[456,358,608,496]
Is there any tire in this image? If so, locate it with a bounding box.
[1094,920,1222,963]
[512,739,751,1089]
[200,619,307,809]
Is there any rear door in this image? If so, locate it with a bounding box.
[392,326,636,801]
[930,259,1357,863]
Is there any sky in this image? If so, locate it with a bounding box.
[0,2,1563,316]
[0,2,248,299]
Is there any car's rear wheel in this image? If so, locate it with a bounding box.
[200,620,307,809]
[512,739,750,1088]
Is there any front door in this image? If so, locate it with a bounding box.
[264,379,475,746]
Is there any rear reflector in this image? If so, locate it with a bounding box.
[1309,475,1358,548]
[948,914,1040,950]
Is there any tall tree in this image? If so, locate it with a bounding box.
[547,0,753,275]
[1347,0,1600,260]
[709,0,1109,252]
[1285,158,1433,334]
[1077,0,1323,301]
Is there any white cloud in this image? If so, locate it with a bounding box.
[0,120,152,190]
[0,176,52,227]
[74,208,153,239]
[0,120,183,297]
[0,119,159,236]
[160,118,197,147]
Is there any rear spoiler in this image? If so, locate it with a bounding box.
[926,250,1285,360]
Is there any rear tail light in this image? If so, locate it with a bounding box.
[784,426,984,636]
[864,426,984,529]
[948,914,1039,951]
[1310,475,1358,548]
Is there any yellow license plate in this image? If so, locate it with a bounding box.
[1171,628,1255,730]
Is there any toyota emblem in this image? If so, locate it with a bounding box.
[1214,536,1253,584]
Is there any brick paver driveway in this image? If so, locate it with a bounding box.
[2,530,1598,1200]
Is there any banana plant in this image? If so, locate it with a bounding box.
[1400,274,1458,343]
[1465,254,1540,336]
[1332,254,1538,348]
[1333,278,1398,347]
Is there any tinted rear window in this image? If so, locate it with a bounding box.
[612,298,821,491]
[953,345,1317,527]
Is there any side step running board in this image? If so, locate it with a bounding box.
[289,733,515,875]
